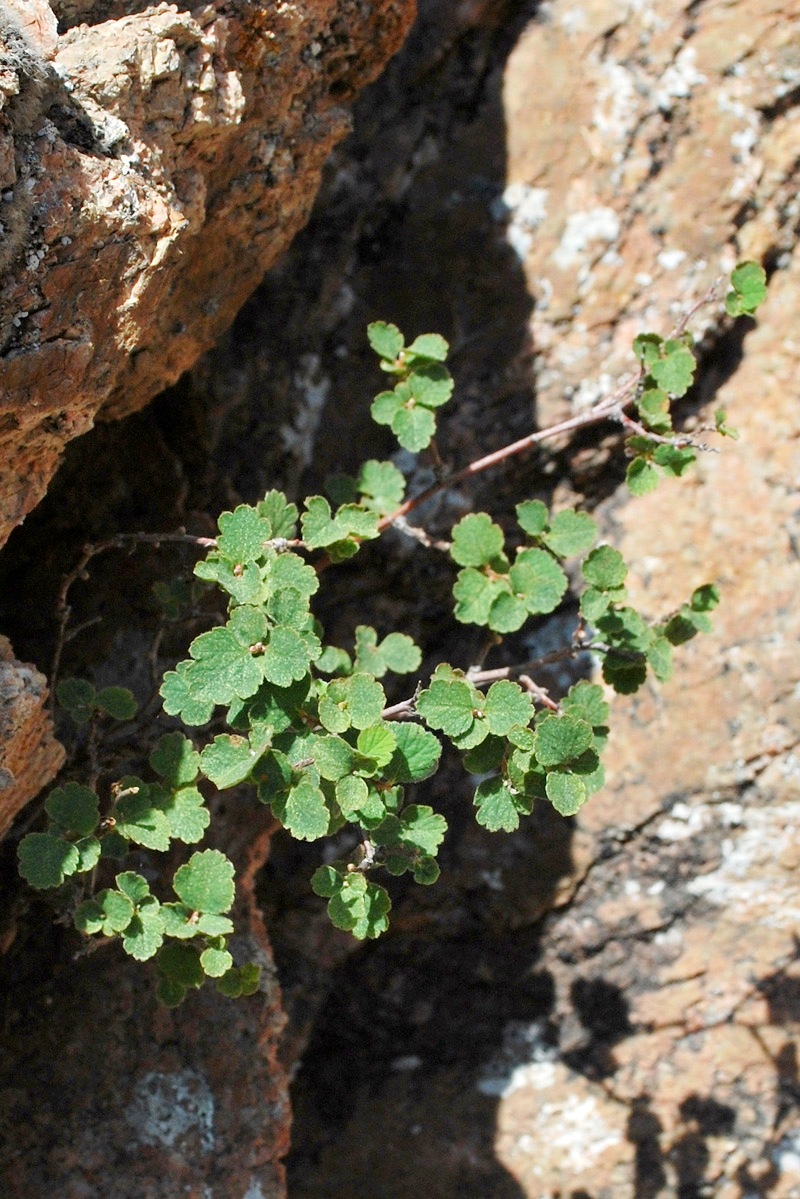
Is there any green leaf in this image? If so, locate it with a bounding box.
[150,733,201,788]
[487,590,530,634]
[714,408,739,440]
[405,365,454,408]
[301,497,379,550]
[368,321,404,361]
[392,403,437,452]
[75,835,102,873]
[636,388,672,435]
[121,898,165,961]
[159,662,215,726]
[157,978,187,1007]
[653,443,696,477]
[545,771,587,816]
[582,545,628,590]
[312,735,355,781]
[579,587,612,621]
[648,636,673,682]
[534,713,594,767]
[516,500,549,536]
[261,625,319,687]
[379,632,421,674]
[154,786,210,844]
[463,735,506,774]
[328,875,391,939]
[633,332,663,367]
[626,457,660,496]
[173,849,235,914]
[509,548,569,614]
[200,733,266,788]
[335,774,370,818]
[56,677,96,724]
[282,780,330,841]
[453,567,507,626]
[413,857,441,885]
[691,583,720,612]
[451,513,505,567]
[355,460,406,515]
[664,606,711,646]
[371,390,403,426]
[649,341,695,396]
[96,686,138,721]
[417,677,476,737]
[311,864,342,898]
[390,804,447,855]
[406,332,449,361]
[562,682,609,728]
[44,783,100,836]
[725,261,766,315]
[321,673,386,731]
[356,725,397,769]
[160,902,202,939]
[200,947,234,978]
[183,625,265,706]
[542,511,597,558]
[265,550,319,598]
[601,652,648,694]
[257,489,299,539]
[18,832,79,888]
[115,871,151,905]
[157,943,204,987]
[73,899,105,936]
[484,681,533,736]
[385,723,442,783]
[80,887,136,934]
[116,789,172,851]
[474,777,528,832]
[316,645,353,676]
[216,504,272,561]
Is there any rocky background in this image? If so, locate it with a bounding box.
[2,1,800,1197]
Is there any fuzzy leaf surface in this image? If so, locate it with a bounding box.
[173,849,235,914]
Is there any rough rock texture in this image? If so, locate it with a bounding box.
[0,0,414,550]
[0,633,63,841]
[0,797,291,1199]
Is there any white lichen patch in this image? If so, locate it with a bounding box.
[509,1093,622,1172]
[687,802,800,926]
[553,207,620,269]
[653,46,706,111]
[492,181,549,261]
[128,1068,215,1152]
[476,1019,558,1097]
[280,352,330,468]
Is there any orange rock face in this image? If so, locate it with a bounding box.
[0,0,415,549]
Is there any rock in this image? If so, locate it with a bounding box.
[0,633,63,842]
[0,797,292,1199]
[0,0,414,550]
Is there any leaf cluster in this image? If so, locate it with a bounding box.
[368,322,454,452]
[19,273,755,997]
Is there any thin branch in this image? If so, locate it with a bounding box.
[376,276,725,536]
[50,529,217,703]
[377,371,643,532]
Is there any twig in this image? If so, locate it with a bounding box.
[50,529,217,707]
[518,673,560,712]
[377,371,643,533]
[376,276,725,537]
